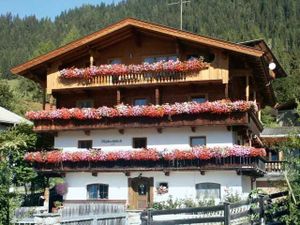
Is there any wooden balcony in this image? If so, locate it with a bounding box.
[47,67,228,94]
[265,161,286,173]
[33,156,266,177]
[31,111,262,133]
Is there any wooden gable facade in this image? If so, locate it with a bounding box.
[11,18,285,136]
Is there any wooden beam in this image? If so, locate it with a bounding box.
[84,130,91,136]
[155,88,160,105]
[230,69,252,77]
[157,128,163,133]
[42,88,46,110]
[246,75,249,101]
[225,83,229,99]
[164,171,170,176]
[92,172,97,177]
[117,89,121,105]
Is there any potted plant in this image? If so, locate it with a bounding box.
[52,201,63,213]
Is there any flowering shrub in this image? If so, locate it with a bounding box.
[25,100,257,121]
[55,183,68,196]
[59,59,208,79]
[24,145,266,164]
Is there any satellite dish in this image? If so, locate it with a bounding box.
[269,62,276,70]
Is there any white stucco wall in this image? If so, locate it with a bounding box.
[64,171,251,202]
[55,126,234,152]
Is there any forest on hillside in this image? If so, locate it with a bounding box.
[0,0,299,116]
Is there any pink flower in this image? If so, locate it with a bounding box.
[24,145,266,164]
[25,100,257,121]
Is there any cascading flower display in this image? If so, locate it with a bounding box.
[25,100,258,121]
[24,146,266,164]
[59,59,208,79]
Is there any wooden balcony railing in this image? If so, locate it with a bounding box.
[32,112,250,132]
[265,161,285,173]
[33,157,266,177]
[47,67,228,92]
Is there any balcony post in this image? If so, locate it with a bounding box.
[42,88,46,110]
[246,75,249,101]
[155,88,160,105]
[225,83,229,99]
[117,89,121,105]
[89,50,95,67]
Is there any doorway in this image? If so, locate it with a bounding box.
[128,177,153,210]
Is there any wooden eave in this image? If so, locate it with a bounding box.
[240,39,288,78]
[11,18,264,76]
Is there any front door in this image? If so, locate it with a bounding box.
[128,177,153,209]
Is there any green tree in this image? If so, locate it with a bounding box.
[0,124,52,224]
[275,103,300,224]
[0,81,14,111]
[60,25,81,46]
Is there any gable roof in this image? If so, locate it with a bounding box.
[11,18,264,75]
[240,39,287,78]
[0,107,32,125]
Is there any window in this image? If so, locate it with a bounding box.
[187,54,199,61]
[187,53,215,63]
[76,99,94,108]
[133,138,147,149]
[87,184,109,199]
[191,95,207,103]
[109,58,122,65]
[144,55,177,63]
[190,136,206,147]
[196,183,220,199]
[133,98,148,106]
[271,151,279,161]
[78,140,93,149]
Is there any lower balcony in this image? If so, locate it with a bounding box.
[265,160,286,174]
[29,157,266,177]
[25,147,267,177]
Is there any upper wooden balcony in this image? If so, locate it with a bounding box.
[46,58,228,94]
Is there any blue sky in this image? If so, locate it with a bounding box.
[0,0,121,20]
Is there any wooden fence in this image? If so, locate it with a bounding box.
[13,202,126,225]
[140,191,289,225]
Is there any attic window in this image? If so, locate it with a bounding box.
[187,53,215,63]
[144,55,177,63]
[109,58,122,65]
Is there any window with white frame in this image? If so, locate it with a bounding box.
[87,184,109,199]
[190,136,206,147]
[195,183,221,199]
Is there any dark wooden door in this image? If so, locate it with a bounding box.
[129,177,153,209]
